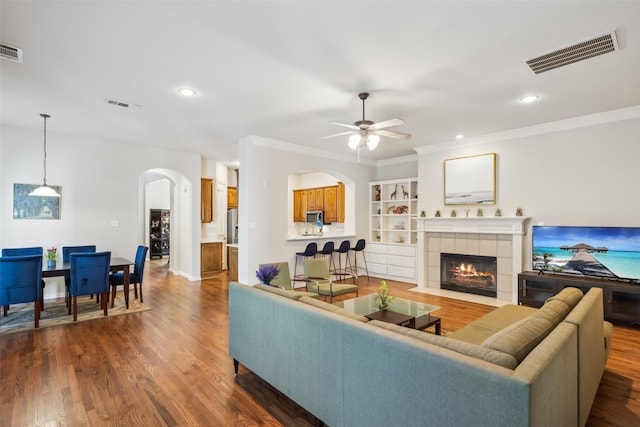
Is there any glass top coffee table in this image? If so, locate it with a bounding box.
[336,294,442,334]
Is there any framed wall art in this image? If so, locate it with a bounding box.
[13,183,62,219]
[444,153,496,205]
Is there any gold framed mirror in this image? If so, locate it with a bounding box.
[444,153,496,205]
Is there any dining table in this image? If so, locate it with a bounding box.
[41,256,135,309]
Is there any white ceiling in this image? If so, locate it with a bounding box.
[2,1,640,164]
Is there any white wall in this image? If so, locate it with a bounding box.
[416,115,640,270]
[0,125,203,291]
[237,136,376,284]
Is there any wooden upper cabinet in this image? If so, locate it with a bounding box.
[293,183,344,223]
[227,186,237,209]
[201,178,213,223]
[323,186,338,223]
[293,190,304,222]
[314,188,324,210]
[337,182,345,223]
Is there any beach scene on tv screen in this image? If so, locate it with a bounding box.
[532,226,640,281]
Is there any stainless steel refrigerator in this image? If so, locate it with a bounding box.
[227,208,238,243]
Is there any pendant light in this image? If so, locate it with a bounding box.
[29,113,60,197]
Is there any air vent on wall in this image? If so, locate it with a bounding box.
[524,29,619,74]
[0,43,23,63]
[105,99,142,109]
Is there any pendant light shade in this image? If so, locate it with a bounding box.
[29,113,60,197]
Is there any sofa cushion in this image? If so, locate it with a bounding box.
[448,304,536,345]
[253,283,307,300]
[299,296,369,323]
[534,299,571,327]
[369,320,518,369]
[481,315,554,363]
[545,287,583,310]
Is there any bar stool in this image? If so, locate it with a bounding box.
[316,241,336,274]
[349,239,369,280]
[333,240,353,282]
[293,242,317,280]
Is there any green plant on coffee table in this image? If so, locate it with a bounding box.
[47,246,57,261]
[376,280,395,309]
[256,264,280,286]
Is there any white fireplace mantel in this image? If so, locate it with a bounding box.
[415,216,530,235]
[415,217,531,304]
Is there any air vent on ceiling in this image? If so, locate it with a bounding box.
[105,99,142,109]
[524,30,619,74]
[0,43,23,63]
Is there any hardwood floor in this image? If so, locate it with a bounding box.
[1,262,639,426]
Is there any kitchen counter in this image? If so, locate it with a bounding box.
[227,243,238,248]
[286,234,356,242]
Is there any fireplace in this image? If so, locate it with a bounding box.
[441,253,497,298]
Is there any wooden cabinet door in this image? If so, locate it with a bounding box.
[314,188,324,211]
[323,186,338,223]
[306,189,316,211]
[227,186,237,209]
[228,246,238,282]
[201,242,222,278]
[201,178,213,223]
[337,182,345,223]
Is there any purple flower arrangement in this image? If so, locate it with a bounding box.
[256,264,280,285]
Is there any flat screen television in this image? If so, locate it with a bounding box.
[532,226,640,284]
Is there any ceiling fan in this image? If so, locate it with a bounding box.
[323,92,412,156]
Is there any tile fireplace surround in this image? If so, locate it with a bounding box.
[415,217,531,304]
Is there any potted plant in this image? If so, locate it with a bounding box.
[376,280,395,310]
[256,264,280,286]
[46,246,57,267]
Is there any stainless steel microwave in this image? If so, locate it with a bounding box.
[306,211,323,224]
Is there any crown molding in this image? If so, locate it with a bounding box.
[414,105,640,155]
[247,135,377,166]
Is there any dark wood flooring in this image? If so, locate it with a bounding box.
[1,261,639,426]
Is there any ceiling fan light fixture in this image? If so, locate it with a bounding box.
[367,134,380,150]
[348,134,360,150]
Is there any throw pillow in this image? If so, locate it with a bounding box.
[481,315,553,363]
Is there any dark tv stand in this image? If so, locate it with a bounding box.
[518,271,640,324]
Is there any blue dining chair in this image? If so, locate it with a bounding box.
[0,254,43,328]
[2,247,45,311]
[68,251,111,321]
[110,246,148,308]
[62,245,97,304]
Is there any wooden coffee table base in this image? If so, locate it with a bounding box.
[366,310,441,335]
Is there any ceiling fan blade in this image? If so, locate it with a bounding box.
[372,129,412,140]
[329,121,360,130]
[369,118,405,130]
[320,130,357,140]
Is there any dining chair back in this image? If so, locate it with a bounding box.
[110,246,148,308]
[0,254,43,327]
[2,247,46,312]
[62,245,96,262]
[2,247,43,257]
[68,251,111,321]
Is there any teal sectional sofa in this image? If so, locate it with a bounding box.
[228,282,612,427]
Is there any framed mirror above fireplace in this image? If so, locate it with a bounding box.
[444,152,496,205]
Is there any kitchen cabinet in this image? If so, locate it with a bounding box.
[293,183,344,223]
[201,242,222,278]
[228,245,238,282]
[201,178,213,223]
[227,186,237,209]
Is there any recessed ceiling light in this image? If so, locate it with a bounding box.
[455,134,464,140]
[178,87,197,97]
[519,94,539,104]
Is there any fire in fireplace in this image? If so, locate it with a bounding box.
[440,253,497,298]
